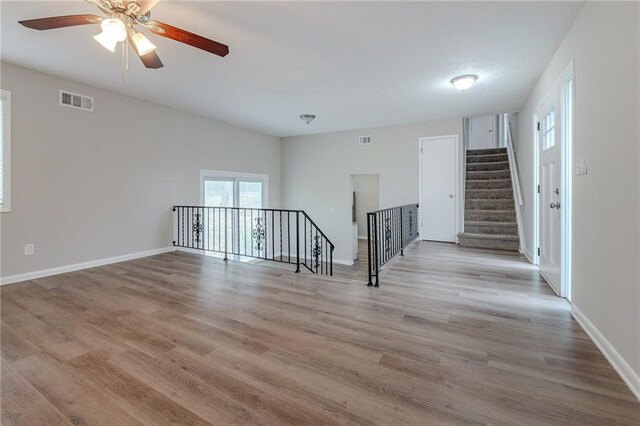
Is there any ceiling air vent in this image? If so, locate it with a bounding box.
[59,90,93,112]
[358,135,372,146]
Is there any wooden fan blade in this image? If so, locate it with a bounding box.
[137,0,160,15]
[19,14,102,31]
[147,20,229,57]
[129,38,164,69]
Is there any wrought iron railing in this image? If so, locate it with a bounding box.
[173,206,334,276]
[367,203,419,287]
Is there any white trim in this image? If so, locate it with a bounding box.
[522,248,534,264]
[572,304,640,401]
[0,246,175,286]
[1,89,11,213]
[418,134,462,243]
[534,61,574,299]
[357,236,368,240]
[199,169,269,208]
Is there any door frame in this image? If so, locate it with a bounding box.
[533,61,574,300]
[418,134,463,243]
[199,170,269,208]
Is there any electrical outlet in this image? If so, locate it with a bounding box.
[576,156,588,175]
[24,244,35,256]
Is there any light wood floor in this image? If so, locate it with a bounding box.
[2,242,638,425]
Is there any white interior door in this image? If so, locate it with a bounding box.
[421,136,457,242]
[468,115,497,149]
[538,87,562,292]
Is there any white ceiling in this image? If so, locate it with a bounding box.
[1,1,583,137]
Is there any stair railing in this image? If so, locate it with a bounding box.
[366,203,419,287]
[173,206,334,276]
[505,117,526,251]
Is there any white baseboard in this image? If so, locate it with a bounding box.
[571,304,640,401]
[0,246,175,286]
[522,248,534,264]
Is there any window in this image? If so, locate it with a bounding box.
[0,90,11,213]
[199,170,268,260]
[542,108,556,151]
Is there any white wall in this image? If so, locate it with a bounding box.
[282,118,462,262]
[0,62,281,279]
[515,2,640,392]
[352,174,379,238]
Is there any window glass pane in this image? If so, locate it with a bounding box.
[204,179,234,207]
[238,180,263,208]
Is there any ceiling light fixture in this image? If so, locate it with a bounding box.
[450,74,478,91]
[131,32,156,55]
[300,114,316,125]
[94,18,127,52]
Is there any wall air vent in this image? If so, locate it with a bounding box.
[59,90,93,112]
[358,135,372,146]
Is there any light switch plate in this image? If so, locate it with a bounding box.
[576,156,588,175]
[24,244,35,256]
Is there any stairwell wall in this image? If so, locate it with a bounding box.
[282,119,463,262]
[515,2,640,394]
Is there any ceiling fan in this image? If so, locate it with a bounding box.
[18,0,229,70]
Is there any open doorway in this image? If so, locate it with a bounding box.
[350,174,380,262]
[534,62,574,300]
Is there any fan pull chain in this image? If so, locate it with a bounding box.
[121,38,129,82]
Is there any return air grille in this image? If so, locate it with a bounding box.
[358,135,372,145]
[60,90,93,112]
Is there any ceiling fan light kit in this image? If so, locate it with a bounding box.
[18,0,230,72]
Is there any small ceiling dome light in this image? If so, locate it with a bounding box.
[450,74,478,91]
[300,114,316,125]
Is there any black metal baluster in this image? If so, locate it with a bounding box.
[295,211,300,273]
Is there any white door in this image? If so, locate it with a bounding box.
[421,136,457,242]
[538,86,562,292]
[469,115,497,149]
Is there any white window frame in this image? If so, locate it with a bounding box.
[199,170,269,208]
[1,90,11,213]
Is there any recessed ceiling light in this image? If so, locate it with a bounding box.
[450,74,478,91]
[300,114,316,125]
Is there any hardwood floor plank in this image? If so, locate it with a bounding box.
[1,241,638,425]
[67,352,212,426]
[0,357,71,425]
[12,353,142,425]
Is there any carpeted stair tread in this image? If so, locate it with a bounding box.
[466,148,508,155]
[465,210,516,222]
[458,232,519,241]
[466,161,510,172]
[462,147,519,251]
[465,220,517,226]
[465,188,513,199]
[466,153,509,164]
[466,179,512,189]
[466,170,511,180]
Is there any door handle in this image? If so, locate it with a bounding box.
[550,202,561,209]
[449,194,454,198]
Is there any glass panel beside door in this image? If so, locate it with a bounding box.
[201,174,266,260]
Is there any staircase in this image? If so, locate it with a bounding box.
[458,148,519,251]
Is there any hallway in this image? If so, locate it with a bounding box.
[2,242,638,424]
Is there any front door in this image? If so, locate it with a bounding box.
[420,136,458,242]
[538,86,562,292]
